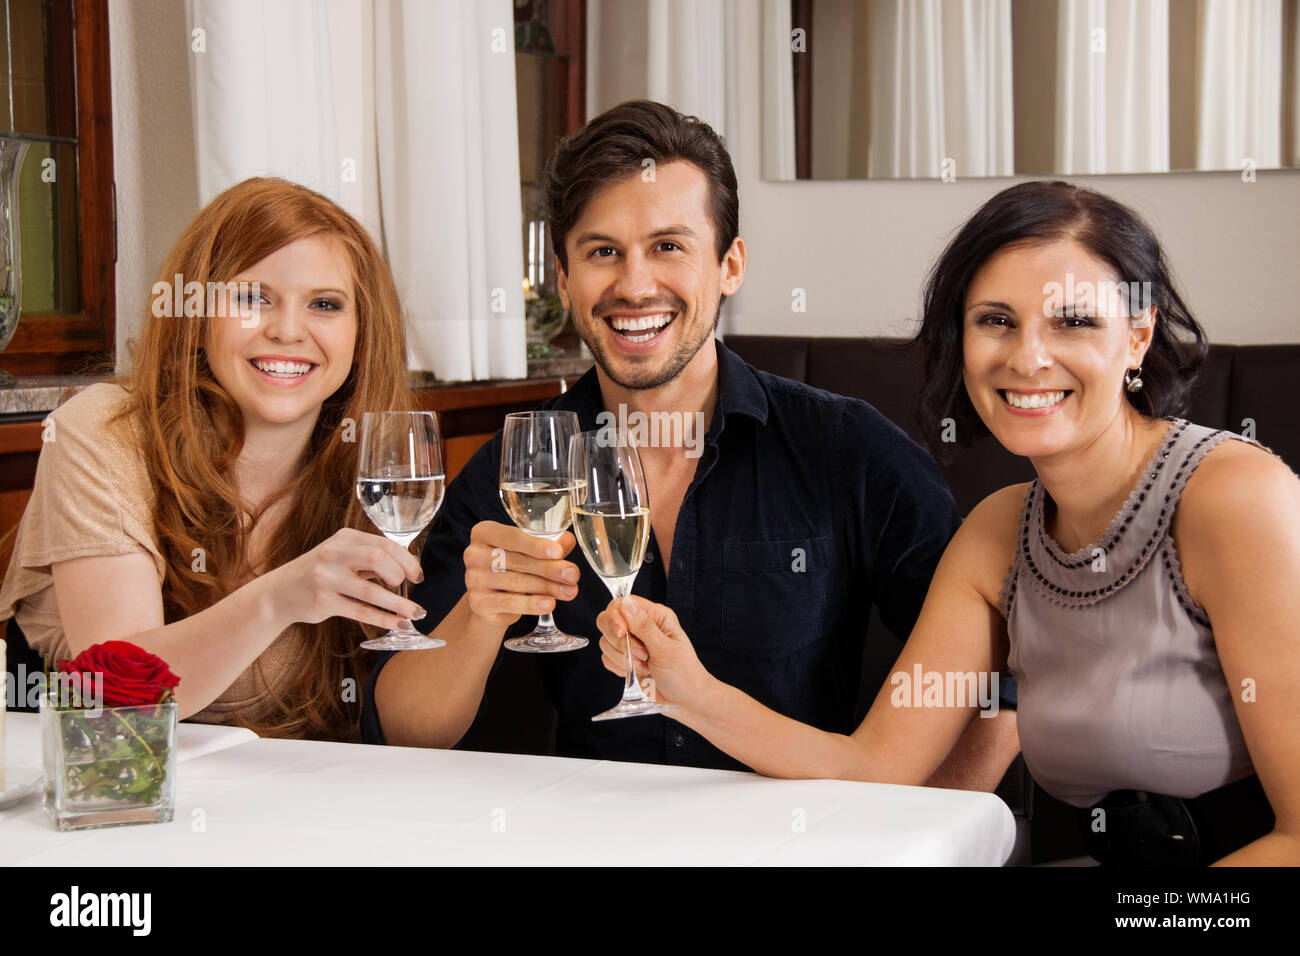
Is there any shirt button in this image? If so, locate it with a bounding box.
[644,551,655,563]
[674,734,685,748]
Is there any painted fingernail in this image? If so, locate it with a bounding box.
[417,570,425,583]
[399,619,414,631]
[411,607,427,621]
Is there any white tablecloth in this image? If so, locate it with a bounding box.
[2,712,1015,865]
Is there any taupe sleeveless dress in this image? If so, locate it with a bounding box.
[999,418,1275,809]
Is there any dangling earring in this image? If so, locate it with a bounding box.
[1125,366,1144,393]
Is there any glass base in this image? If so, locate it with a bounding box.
[361,627,445,651]
[591,699,679,722]
[504,632,589,654]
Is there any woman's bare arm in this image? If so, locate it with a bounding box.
[51,528,424,719]
[1178,443,1300,866]
[598,485,1025,784]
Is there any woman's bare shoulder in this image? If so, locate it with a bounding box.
[1175,433,1300,619]
[1180,436,1300,531]
[948,482,1034,608]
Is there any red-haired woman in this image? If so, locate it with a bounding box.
[1,177,430,741]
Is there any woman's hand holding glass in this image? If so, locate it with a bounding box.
[595,596,714,714]
[354,410,446,650]
[259,527,426,633]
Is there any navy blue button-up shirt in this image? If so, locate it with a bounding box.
[361,341,961,771]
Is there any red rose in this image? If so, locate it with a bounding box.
[57,640,181,708]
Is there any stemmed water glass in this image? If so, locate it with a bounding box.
[355,411,445,650]
[569,429,678,721]
[498,411,588,652]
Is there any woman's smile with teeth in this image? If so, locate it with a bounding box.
[1000,389,1069,409]
[250,358,316,378]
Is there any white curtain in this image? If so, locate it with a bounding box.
[326,0,382,244]
[944,0,1015,177]
[184,0,525,382]
[585,0,738,334]
[373,0,525,381]
[587,0,737,147]
[1196,0,1284,170]
[1054,0,1170,174]
[761,0,796,180]
[185,0,340,205]
[869,0,1013,179]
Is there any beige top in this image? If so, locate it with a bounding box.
[0,382,307,728]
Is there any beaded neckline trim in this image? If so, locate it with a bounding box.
[1019,424,1230,608]
[1036,418,1188,569]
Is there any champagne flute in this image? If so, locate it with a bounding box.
[569,429,678,721]
[355,411,445,651]
[499,411,589,652]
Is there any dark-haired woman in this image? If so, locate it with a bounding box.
[591,181,1299,865]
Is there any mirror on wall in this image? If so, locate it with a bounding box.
[762,0,1300,181]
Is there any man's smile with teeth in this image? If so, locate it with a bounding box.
[606,312,675,343]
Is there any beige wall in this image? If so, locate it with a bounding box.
[728,0,1300,345]
[109,0,200,371]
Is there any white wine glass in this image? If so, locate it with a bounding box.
[570,428,678,721]
[356,411,445,651]
[499,411,588,653]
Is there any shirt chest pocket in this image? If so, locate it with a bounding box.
[720,537,831,661]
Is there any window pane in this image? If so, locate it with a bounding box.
[17,138,78,314]
[4,0,77,138]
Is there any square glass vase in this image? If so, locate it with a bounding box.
[40,688,178,831]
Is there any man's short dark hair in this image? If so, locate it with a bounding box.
[543,100,739,273]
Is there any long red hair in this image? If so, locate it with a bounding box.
[118,177,415,740]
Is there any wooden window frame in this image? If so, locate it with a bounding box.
[0,0,114,378]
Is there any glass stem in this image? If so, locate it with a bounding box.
[615,587,648,703]
[396,578,411,632]
[531,530,563,639]
[388,534,418,632]
[621,635,648,702]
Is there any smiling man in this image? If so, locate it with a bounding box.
[363,101,1019,787]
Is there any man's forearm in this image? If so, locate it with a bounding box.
[374,595,506,748]
[924,708,1020,791]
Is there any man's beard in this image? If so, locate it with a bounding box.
[578,296,724,391]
